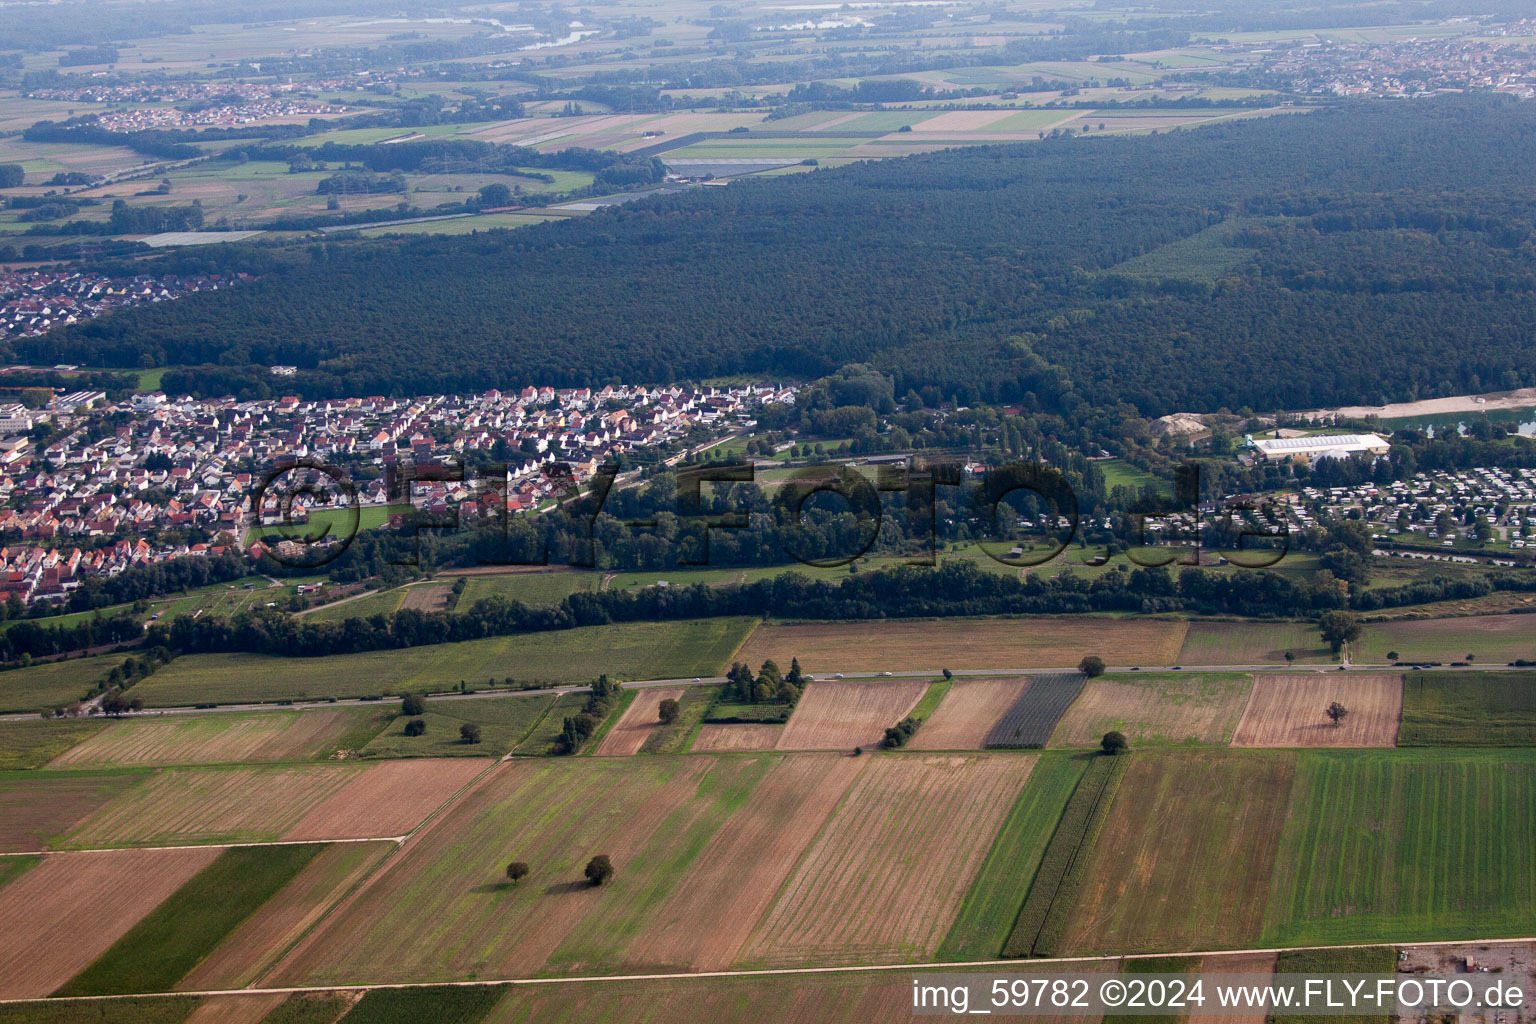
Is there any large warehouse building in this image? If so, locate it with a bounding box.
[1249,433,1391,461]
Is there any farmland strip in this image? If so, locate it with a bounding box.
[986,674,1087,749]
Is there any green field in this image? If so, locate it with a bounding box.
[1263,749,1536,945]
[55,843,325,995]
[0,654,128,713]
[1356,615,1536,664]
[133,618,759,706]
[939,752,1086,959]
[0,719,109,769]
[336,985,505,1024]
[1398,671,1536,746]
[641,685,718,755]
[302,588,406,622]
[0,853,39,891]
[364,694,557,758]
[511,691,590,756]
[456,571,598,608]
[0,997,198,1024]
[1176,620,1332,665]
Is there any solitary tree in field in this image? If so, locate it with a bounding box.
[1318,611,1362,655]
[1101,731,1129,756]
[403,718,426,737]
[1284,651,1295,665]
[1325,701,1349,727]
[460,722,482,744]
[1466,653,1475,663]
[942,668,954,681]
[584,854,614,886]
[657,698,680,724]
[401,693,426,716]
[1079,655,1106,678]
[1387,651,1399,663]
[506,861,529,886]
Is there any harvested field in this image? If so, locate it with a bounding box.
[0,772,135,852]
[1196,952,1278,1024]
[594,687,685,756]
[1177,621,1331,665]
[987,673,1087,749]
[624,753,865,972]
[740,754,1032,967]
[1047,673,1252,747]
[48,709,375,768]
[282,759,487,840]
[736,617,1188,673]
[180,842,394,990]
[0,847,220,998]
[688,723,781,752]
[775,679,927,750]
[1358,614,1536,664]
[397,584,451,612]
[183,993,288,1024]
[265,757,746,984]
[909,677,1030,750]
[1231,673,1402,748]
[911,109,1016,131]
[61,766,358,848]
[1061,750,1297,954]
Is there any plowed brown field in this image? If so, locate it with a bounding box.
[1231,673,1402,748]
[183,993,288,1024]
[595,687,685,756]
[0,773,133,852]
[736,617,1188,673]
[740,754,1032,966]
[282,759,487,840]
[690,723,782,752]
[624,753,864,971]
[0,847,219,998]
[776,679,927,750]
[909,677,1030,750]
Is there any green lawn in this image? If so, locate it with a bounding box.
[55,844,326,995]
[363,693,558,758]
[939,752,1087,959]
[0,654,127,713]
[133,618,760,706]
[1263,749,1536,945]
[1399,671,1536,746]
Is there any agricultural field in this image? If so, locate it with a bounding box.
[48,708,386,767]
[53,759,483,848]
[133,618,759,705]
[300,588,405,622]
[738,754,1034,968]
[1398,671,1536,746]
[688,722,783,752]
[1230,673,1403,748]
[594,687,685,756]
[939,753,1088,960]
[509,691,590,756]
[774,678,927,750]
[0,718,108,770]
[1263,750,1536,946]
[453,570,597,608]
[361,694,555,759]
[986,673,1088,749]
[906,677,1027,750]
[1357,614,1536,664]
[0,770,134,852]
[1059,750,1298,955]
[1175,620,1332,665]
[0,847,220,998]
[639,685,717,755]
[736,617,1188,673]
[56,844,327,996]
[0,653,129,713]
[1047,673,1252,748]
[178,842,394,991]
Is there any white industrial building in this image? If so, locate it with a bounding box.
[1249,433,1391,462]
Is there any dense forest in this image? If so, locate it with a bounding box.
[21,96,1536,418]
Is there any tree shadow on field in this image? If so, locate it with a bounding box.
[542,880,592,896]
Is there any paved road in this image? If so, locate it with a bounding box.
[0,660,1513,724]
